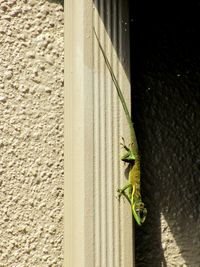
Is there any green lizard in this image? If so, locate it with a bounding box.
[94,30,147,226]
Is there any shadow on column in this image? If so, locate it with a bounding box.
[93,0,200,266]
[93,0,167,266]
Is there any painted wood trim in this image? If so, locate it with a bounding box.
[65,0,134,266]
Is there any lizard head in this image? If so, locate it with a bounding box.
[132,201,147,226]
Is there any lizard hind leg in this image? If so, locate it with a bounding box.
[118,189,131,205]
[117,183,132,204]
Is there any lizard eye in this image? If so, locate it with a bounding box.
[136,206,147,224]
[139,208,147,223]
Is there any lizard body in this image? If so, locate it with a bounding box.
[94,30,147,226]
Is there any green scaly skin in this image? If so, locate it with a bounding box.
[94,30,147,226]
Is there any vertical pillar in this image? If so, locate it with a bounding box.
[65,0,134,266]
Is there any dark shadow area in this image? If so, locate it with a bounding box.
[130,0,200,266]
[47,0,64,6]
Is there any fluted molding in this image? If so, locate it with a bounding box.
[65,0,134,266]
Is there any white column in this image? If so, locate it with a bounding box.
[65,0,134,266]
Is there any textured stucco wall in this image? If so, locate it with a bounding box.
[130,0,200,266]
[0,0,64,266]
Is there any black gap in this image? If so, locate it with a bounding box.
[130,0,200,266]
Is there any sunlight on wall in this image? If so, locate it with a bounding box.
[161,213,187,267]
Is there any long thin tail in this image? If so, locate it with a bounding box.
[94,29,138,153]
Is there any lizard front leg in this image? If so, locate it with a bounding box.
[120,137,136,163]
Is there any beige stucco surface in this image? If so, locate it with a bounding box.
[0,0,64,266]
